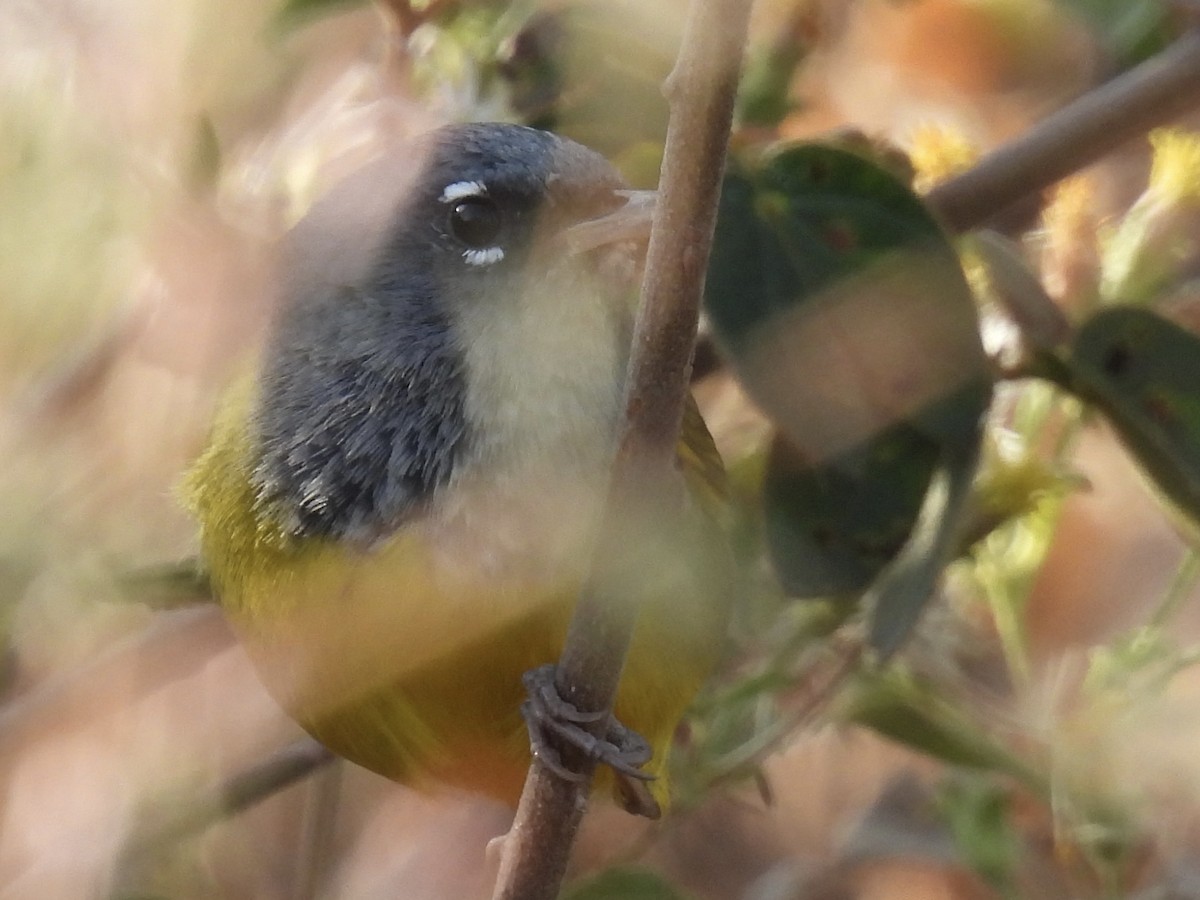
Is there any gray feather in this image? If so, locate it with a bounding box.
[249,123,623,542]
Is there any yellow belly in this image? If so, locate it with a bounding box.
[221,529,717,809]
[183,378,730,811]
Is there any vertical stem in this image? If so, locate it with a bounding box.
[490,2,753,898]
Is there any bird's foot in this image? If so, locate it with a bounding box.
[520,664,654,785]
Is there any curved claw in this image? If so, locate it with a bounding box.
[520,664,656,784]
[522,665,607,725]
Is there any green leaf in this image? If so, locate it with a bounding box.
[763,426,937,598]
[705,143,991,655]
[1066,306,1200,536]
[865,437,980,657]
[937,774,1020,891]
[843,670,1044,793]
[736,41,805,128]
[562,868,694,900]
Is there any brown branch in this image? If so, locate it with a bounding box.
[928,27,1200,233]
[490,2,753,898]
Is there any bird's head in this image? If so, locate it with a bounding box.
[251,123,651,545]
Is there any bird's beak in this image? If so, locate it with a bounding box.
[564,190,656,255]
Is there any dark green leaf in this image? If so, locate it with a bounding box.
[705,143,991,655]
[866,435,980,657]
[763,426,937,598]
[1066,306,1200,535]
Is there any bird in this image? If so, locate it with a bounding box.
[182,122,732,817]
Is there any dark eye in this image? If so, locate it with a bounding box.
[449,197,502,247]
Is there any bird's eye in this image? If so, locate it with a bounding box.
[449,197,502,248]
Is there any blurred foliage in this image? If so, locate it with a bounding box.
[6,0,1200,897]
[187,115,224,194]
[1055,0,1185,67]
[563,868,695,900]
[704,141,991,655]
[275,0,369,31]
[840,668,1044,791]
[762,427,938,600]
[399,0,681,185]
[936,773,1021,894]
[970,230,1072,352]
[965,425,1079,681]
[908,123,980,194]
[681,56,1200,900]
[669,601,852,807]
[735,39,807,129]
[0,90,145,389]
[1057,307,1200,539]
[1101,129,1200,305]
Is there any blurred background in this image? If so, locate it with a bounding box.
[1,1,1199,897]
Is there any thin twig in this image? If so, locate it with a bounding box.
[928,28,1200,232]
[115,738,335,887]
[0,606,231,760]
[292,756,345,900]
[219,738,336,820]
[490,2,753,898]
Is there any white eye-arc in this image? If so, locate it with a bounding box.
[463,246,505,267]
[440,180,488,203]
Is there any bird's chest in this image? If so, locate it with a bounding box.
[434,268,629,580]
[229,484,591,740]
[451,265,629,473]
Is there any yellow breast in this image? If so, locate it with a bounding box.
[183,375,731,811]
